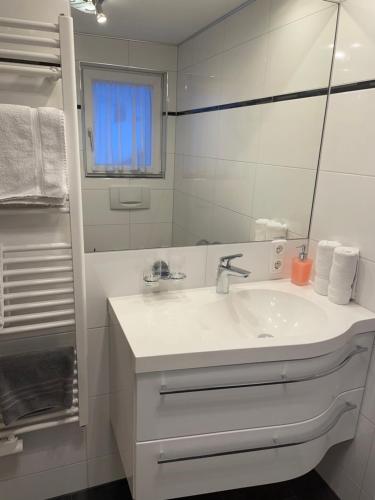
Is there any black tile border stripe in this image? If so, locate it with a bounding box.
[175,79,375,116]
[76,79,375,114]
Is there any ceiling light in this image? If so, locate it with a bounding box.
[96,12,107,24]
[95,0,107,24]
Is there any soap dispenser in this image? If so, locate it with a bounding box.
[291,244,312,286]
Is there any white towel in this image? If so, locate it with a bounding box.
[313,240,341,296]
[0,105,67,206]
[255,219,269,241]
[265,220,288,240]
[328,246,359,305]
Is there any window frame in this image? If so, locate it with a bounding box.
[80,62,168,179]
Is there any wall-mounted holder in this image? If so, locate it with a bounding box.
[110,186,150,210]
[143,260,186,287]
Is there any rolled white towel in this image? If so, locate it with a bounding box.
[255,219,269,242]
[328,246,359,305]
[328,286,353,306]
[313,240,341,296]
[314,276,330,296]
[265,220,288,240]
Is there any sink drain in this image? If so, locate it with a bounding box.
[257,333,274,338]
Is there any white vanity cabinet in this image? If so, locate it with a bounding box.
[108,282,375,500]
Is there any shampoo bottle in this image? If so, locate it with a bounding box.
[291,244,312,286]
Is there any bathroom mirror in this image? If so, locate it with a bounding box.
[73,0,339,252]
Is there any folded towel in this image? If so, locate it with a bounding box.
[265,220,288,240]
[0,104,68,206]
[0,347,75,426]
[255,219,269,241]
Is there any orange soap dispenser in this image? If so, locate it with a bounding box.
[291,244,312,286]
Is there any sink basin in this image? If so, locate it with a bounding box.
[202,289,327,339]
[108,280,375,372]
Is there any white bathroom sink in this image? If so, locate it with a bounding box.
[198,288,326,339]
[108,280,375,372]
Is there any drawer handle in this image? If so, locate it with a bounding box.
[157,402,356,464]
[159,346,368,395]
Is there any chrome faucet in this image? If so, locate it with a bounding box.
[216,254,251,294]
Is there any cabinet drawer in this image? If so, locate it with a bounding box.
[136,334,373,441]
[134,389,361,500]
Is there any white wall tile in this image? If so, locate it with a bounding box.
[259,96,326,169]
[321,89,375,177]
[174,155,216,203]
[82,189,130,226]
[252,165,316,237]
[191,20,226,66]
[220,36,268,103]
[332,0,375,86]
[84,225,131,253]
[88,395,116,459]
[210,207,252,245]
[214,160,256,216]
[310,171,375,262]
[265,7,337,96]
[219,106,261,163]
[0,424,86,482]
[178,38,194,70]
[129,40,177,71]
[355,259,375,313]
[269,0,333,31]
[129,190,173,224]
[223,0,271,51]
[0,462,87,500]
[186,56,222,110]
[130,222,172,250]
[88,327,110,397]
[88,453,125,488]
[75,34,129,66]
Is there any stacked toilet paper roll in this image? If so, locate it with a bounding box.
[314,240,341,295]
[328,247,359,305]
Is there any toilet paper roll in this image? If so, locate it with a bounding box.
[313,276,329,296]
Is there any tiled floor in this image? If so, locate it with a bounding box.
[51,471,339,500]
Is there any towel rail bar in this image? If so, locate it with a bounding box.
[0,416,79,439]
[3,243,71,252]
[4,288,74,300]
[0,33,59,48]
[4,254,72,265]
[5,299,74,312]
[0,407,79,433]
[4,309,75,324]
[0,63,61,80]
[0,49,60,64]
[0,319,76,335]
[0,17,59,32]
[3,277,73,289]
[4,266,73,277]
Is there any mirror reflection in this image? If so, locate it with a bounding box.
[73,0,338,252]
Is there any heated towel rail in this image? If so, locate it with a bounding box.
[0,10,88,454]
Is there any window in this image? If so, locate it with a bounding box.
[81,63,166,178]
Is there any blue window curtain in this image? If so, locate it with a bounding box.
[92,80,153,172]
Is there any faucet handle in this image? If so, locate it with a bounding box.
[219,253,243,267]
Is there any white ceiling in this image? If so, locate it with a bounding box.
[71,0,249,45]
